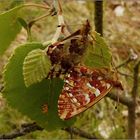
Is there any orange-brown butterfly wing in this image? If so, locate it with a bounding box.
[58,66,113,120]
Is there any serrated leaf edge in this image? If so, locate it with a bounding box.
[23,49,51,87]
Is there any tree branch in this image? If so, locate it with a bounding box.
[63,127,98,139]
[131,60,140,100]
[107,92,133,107]
[94,0,103,36]
[0,123,98,139]
[128,60,140,138]
[0,122,42,139]
[116,57,133,69]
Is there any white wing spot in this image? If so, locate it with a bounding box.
[60,110,68,119]
[87,83,96,90]
[106,83,111,89]
[72,98,78,103]
[65,87,69,90]
[102,83,106,87]
[69,93,73,97]
[84,94,90,104]
[76,102,81,106]
[87,83,92,88]
[95,89,101,97]
[65,80,69,83]
[97,76,103,80]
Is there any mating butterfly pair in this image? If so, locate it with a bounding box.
[43,20,122,120]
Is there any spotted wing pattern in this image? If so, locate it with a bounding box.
[46,20,91,79]
[58,66,114,120]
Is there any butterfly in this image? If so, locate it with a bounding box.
[46,20,91,79]
[43,20,123,120]
[58,66,123,120]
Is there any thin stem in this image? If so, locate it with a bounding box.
[116,57,133,69]
[43,0,70,46]
[27,13,52,41]
[23,3,50,10]
[25,5,56,40]
[20,3,52,40]
[117,70,133,78]
[28,13,51,28]
[27,27,32,41]
[32,14,50,23]
[116,49,138,69]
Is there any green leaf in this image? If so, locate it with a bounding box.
[3,42,75,130]
[83,32,112,68]
[17,17,28,30]
[23,49,51,87]
[0,6,22,55]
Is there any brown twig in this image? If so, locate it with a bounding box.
[0,122,42,139]
[63,127,98,139]
[28,5,57,28]
[0,123,98,139]
[23,3,50,9]
[107,92,133,107]
[116,57,133,69]
[116,49,138,69]
[128,60,140,138]
[94,1,103,36]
